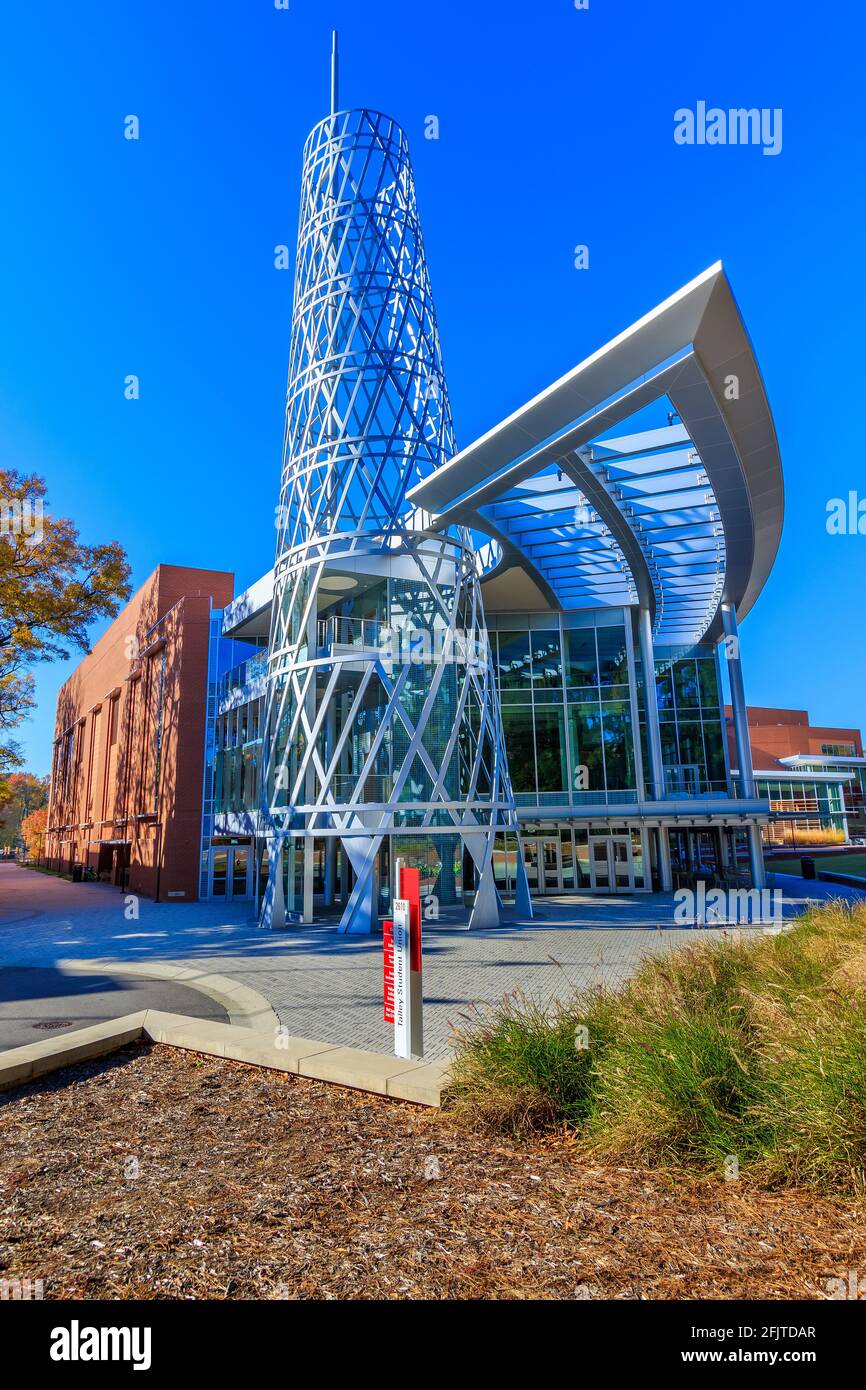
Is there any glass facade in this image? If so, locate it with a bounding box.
[793,761,866,839]
[205,585,763,903]
[757,774,848,846]
[490,611,639,805]
[636,644,728,797]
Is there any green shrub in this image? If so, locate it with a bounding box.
[446,901,866,1193]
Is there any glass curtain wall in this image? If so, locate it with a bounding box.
[490,612,638,805]
[756,776,847,845]
[635,644,727,797]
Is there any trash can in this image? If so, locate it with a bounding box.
[801,857,816,880]
[71,864,83,883]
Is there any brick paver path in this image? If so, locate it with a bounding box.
[0,861,817,1060]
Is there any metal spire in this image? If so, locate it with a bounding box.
[330,30,339,115]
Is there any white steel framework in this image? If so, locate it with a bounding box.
[260,103,525,932]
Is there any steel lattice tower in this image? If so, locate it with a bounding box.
[260,41,526,932]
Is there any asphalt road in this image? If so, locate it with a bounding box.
[0,966,229,1051]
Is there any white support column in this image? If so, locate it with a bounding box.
[748,824,766,889]
[638,607,665,802]
[324,704,337,907]
[302,601,318,923]
[514,834,533,917]
[656,825,673,893]
[720,604,755,800]
[625,614,646,802]
[721,603,765,888]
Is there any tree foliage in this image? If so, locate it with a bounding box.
[19,803,48,857]
[0,469,131,782]
[0,770,50,849]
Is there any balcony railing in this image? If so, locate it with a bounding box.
[317,616,386,653]
[513,789,640,808]
[217,650,268,699]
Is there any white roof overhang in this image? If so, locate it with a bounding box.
[408,263,784,644]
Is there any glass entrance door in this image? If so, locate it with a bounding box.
[210,845,251,901]
[523,840,540,894]
[231,848,249,898]
[590,837,611,891]
[589,835,635,893]
[611,836,633,891]
[521,838,563,895]
[540,838,561,893]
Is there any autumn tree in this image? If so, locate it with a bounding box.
[0,771,50,850]
[19,804,48,858]
[0,469,131,792]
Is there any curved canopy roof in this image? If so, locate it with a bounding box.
[408,263,783,645]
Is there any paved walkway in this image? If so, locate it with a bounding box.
[0,862,826,1061]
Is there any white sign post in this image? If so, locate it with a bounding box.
[392,857,423,1060]
[392,896,412,1060]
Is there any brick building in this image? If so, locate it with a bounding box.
[727,706,863,766]
[45,565,234,899]
[725,706,866,844]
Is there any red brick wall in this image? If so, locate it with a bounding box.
[46,565,234,900]
[724,705,864,769]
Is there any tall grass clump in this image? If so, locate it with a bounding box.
[447,901,866,1193]
[447,989,619,1135]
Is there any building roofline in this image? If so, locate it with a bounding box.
[408,263,784,643]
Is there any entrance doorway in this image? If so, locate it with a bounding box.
[522,837,563,894]
[210,845,251,900]
[515,826,647,897]
[588,834,636,893]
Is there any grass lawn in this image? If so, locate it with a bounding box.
[768,852,866,878]
[1,1044,863,1300]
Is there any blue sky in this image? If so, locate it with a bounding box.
[2,0,864,775]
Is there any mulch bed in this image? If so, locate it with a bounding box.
[1,1043,863,1300]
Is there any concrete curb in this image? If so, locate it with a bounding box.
[56,958,280,1032]
[0,1009,450,1107]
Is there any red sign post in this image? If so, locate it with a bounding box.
[386,860,423,1058]
[383,919,394,1024]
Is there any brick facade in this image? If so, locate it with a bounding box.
[45,565,233,901]
[725,705,863,769]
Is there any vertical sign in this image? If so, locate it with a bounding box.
[383,919,394,1024]
[392,898,411,1059]
[392,859,423,1060]
[400,867,422,973]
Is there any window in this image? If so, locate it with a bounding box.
[501,707,536,794]
[601,701,636,790]
[530,630,563,690]
[596,625,629,688]
[568,702,603,794]
[534,707,567,793]
[496,632,532,692]
[563,629,597,687]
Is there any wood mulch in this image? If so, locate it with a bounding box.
[0,1044,862,1300]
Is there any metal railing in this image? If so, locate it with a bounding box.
[217,649,268,698]
[317,616,386,651]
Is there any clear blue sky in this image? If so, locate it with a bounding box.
[2,0,864,776]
